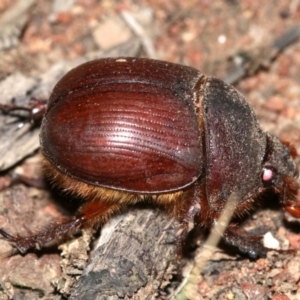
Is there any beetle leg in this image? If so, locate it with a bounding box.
[222,224,268,257]
[0,100,46,126]
[0,218,82,256]
[283,200,300,218]
[280,175,300,218]
[0,200,123,256]
[182,203,201,233]
[174,182,203,254]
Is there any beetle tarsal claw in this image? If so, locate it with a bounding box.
[0,229,26,256]
[283,200,300,218]
[0,228,18,241]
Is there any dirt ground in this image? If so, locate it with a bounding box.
[0,1,300,299]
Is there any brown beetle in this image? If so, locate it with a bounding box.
[0,57,299,257]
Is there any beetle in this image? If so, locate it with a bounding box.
[0,57,299,257]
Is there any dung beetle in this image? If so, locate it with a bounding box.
[0,57,299,257]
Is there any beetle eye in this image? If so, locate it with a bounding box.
[262,168,273,182]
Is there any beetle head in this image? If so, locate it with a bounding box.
[262,134,298,188]
[262,133,300,217]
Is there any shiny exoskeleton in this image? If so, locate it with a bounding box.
[0,57,299,257]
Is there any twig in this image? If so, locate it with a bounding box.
[121,10,157,59]
[171,192,240,300]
